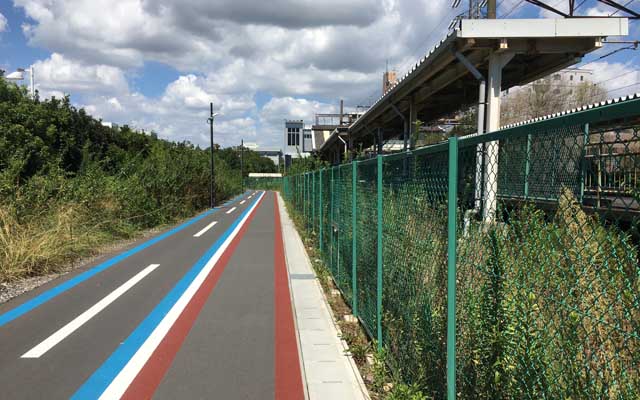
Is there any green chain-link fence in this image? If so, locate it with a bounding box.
[282,97,640,399]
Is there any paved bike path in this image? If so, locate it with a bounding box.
[0,191,304,399]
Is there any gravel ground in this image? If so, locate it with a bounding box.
[0,225,165,305]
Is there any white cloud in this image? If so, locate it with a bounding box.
[33,53,129,97]
[258,97,337,147]
[21,0,634,150]
[587,61,639,97]
[162,75,211,109]
[0,12,7,33]
[584,6,610,17]
[15,0,451,148]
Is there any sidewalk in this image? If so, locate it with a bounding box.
[277,193,369,400]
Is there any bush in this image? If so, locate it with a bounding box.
[0,77,254,281]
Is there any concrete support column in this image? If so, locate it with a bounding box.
[348,133,354,161]
[403,118,409,152]
[483,50,514,222]
[474,79,486,211]
[409,95,418,149]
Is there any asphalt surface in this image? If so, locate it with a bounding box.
[0,191,304,399]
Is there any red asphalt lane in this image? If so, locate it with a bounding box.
[121,192,304,399]
[274,193,305,400]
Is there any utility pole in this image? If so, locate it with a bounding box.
[208,103,218,208]
[29,68,35,98]
[240,139,244,192]
[487,0,496,18]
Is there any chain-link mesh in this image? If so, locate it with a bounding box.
[355,158,378,337]
[381,148,450,395]
[333,164,353,304]
[281,102,640,399]
[319,169,331,265]
[456,123,639,400]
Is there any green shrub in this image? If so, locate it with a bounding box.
[0,77,266,281]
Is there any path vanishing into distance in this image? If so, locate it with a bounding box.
[0,191,312,399]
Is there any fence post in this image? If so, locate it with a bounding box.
[319,169,323,252]
[447,136,459,400]
[352,160,358,318]
[376,154,383,351]
[337,167,341,283]
[330,167,335,273]
[580,123,589,204]
[299,175,302,209]
[312,171,316,232]
[524,134,531,198]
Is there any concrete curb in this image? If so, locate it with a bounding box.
[277,192,369,400]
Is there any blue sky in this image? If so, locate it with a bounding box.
[1,0,638,149]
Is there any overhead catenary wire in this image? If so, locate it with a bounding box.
[587,81,640,99]
[502,0,526,17]
[610,0,636,16]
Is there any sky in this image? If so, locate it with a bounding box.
[0,0,638,149]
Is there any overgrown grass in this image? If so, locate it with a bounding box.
[284,175,639,400]
[283,192,431,400]
[0,77,280,283]
[0,148,242,283]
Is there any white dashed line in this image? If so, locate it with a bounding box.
[22,264,161,358]
[226,207,237,214]
[193,221,218,237]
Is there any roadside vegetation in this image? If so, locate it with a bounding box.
[283,195,428,400]
[281,164,639,399]
[0,77,275,282]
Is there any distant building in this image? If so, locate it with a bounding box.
[243,142,259,150]
[505,67,594,96]
[284,120,309,159]
[255,149,282,167]
[101,121,119,130]
[284,100,367,165]
[550,68,593,85]
[303,127,313,153]
[244,143,281,167]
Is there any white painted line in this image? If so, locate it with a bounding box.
[98,192,265,400]
[193,221,218,237]
[240,200,246,205]
[22,264,161,359]
[248,195,252,199]
[226,207,237,214]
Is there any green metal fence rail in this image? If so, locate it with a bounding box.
[280,96,640,400]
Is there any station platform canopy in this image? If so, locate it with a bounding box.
[319,18,629,158]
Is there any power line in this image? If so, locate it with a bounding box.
[502,0,525,17]
[610,0,636,16]
[578,43,639,69]
[586,81,640,100]
[594,68,639,85]
[574,0,589,12]
[395,7,461,77]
